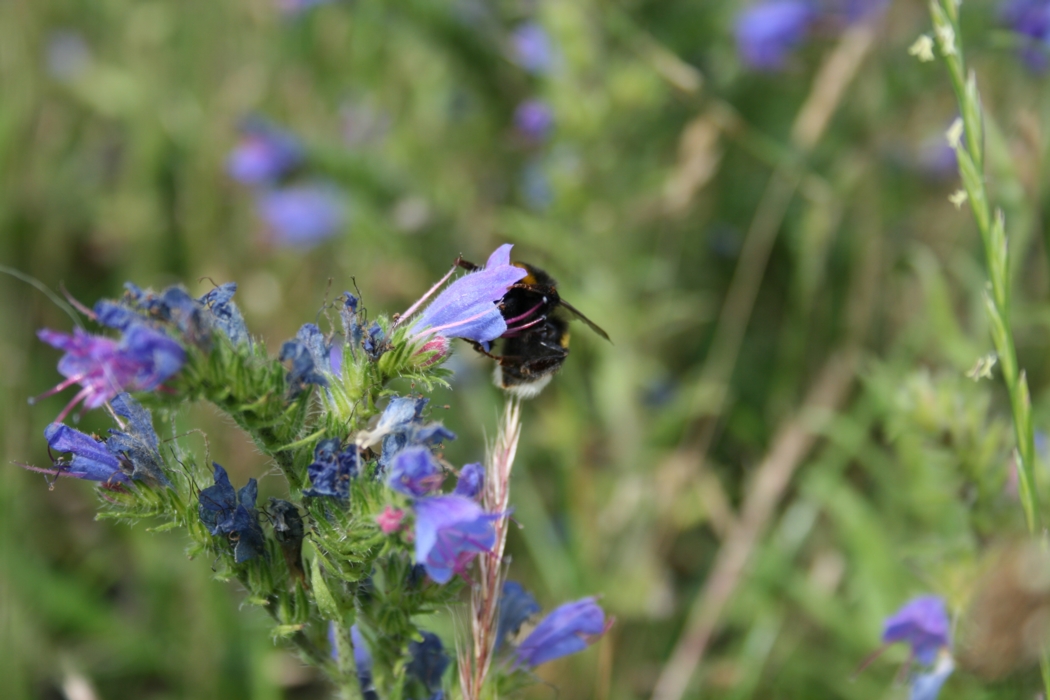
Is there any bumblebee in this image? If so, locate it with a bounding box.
[456,257,610,398]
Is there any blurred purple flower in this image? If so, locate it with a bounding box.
[408,244,528,344]
[453,462,484,500]
[520,159,553,210]
[514,99,555,142]
[882,596,951,665]
[1001,0,1050,70]
[257,184,347,248]
[510,22,552,74]
[388,446,444,497]
[34,325,185,422]
[350,624,380,700]
[910,654,955,700]
[735,1,816,71]
[46,31,92,82]
[496,581,541,650]
[227,119,304,186]
[275,0,336,16]
[407,631,450,696]
[915,135,959,182]
[413,494,501,583]
[514,597,608,667]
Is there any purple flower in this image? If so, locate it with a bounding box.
[40,423,127,484]
[257,184,346,248]
[408,244,528,344]
[882,596,951,665]
[227,118,303,186]
[27,392,170,487]
[514,597,608,668]
[510,22,552,74]
[35,325,185,422]
[453,462,484,500]
[388,446,444,497]
[514,99,555,142]
[735,1,815,71]
[413,494,501,583]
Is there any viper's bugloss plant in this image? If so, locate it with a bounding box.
[18,245,608,699]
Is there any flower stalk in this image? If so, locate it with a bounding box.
[929,1,1050,694]
[460,398,521,700]
[929,0,1039,533]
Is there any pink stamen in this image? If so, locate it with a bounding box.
[502,315,545,336]
[503,301,544,325]
[55,385,93,424]
[396,264,460,327]
[414,307,495,339]
[28,374,85,404]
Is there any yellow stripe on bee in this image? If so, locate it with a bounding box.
[512,263,539,286]
[559,331,570,349]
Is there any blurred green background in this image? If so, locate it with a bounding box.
[3,0,1049,698]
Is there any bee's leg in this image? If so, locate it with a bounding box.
[463,339,502,360]
[454,256,481,272]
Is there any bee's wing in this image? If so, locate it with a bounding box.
[558,299,611,342]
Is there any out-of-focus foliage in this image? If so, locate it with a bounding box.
[3,0,1050,698]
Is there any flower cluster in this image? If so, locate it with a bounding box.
[20,246,609,699]
[1000,0,1050,70]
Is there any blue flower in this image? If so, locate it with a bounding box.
[350,624,380,700]
[413,494,500,584]
[257,183,346,248]
[104,393,171,487]
[197,463,266,562]
[35,324,185,422]
[362,397,456,473]
[340,292,364,359]
[362,321,387,360]
[304,438,360,498]
[199,283,251,347]
[514,99,555,142]
[734,1,815,71]
[910,653,954,700]
[514,597,608,668]
[882,596,951,665]
[496,581,541,651]
[40,423,127,484]
[33,393,170,487]
[227,118,303,186]
[388,446,444,497]
[453,463,484,500]
[280,327,331,398]
[510,22,552,74]
[408,244,528,344]
[407,631,449,697]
